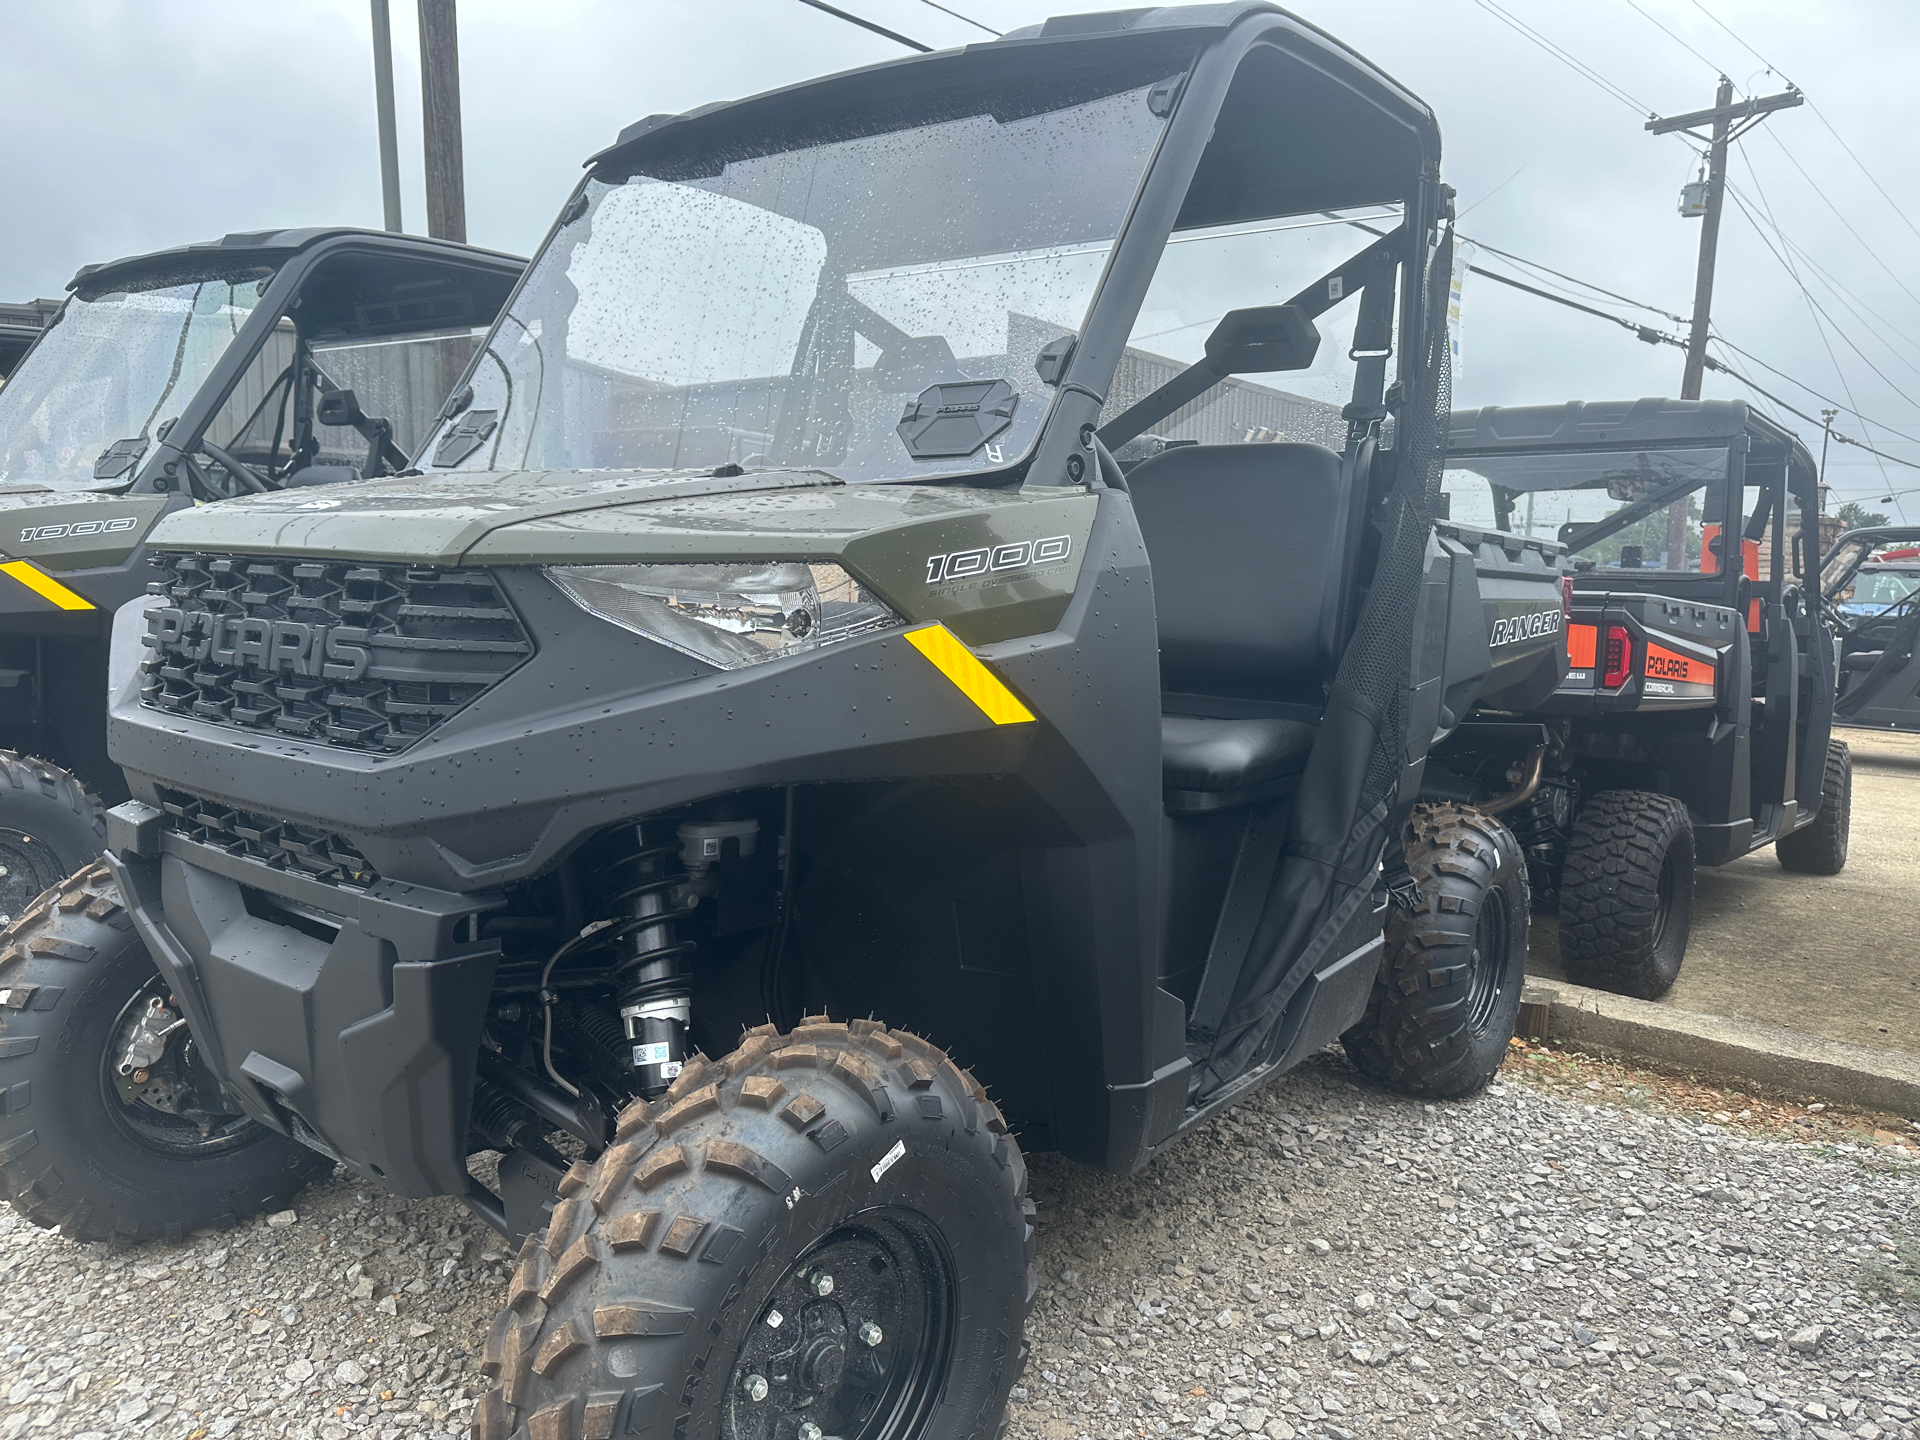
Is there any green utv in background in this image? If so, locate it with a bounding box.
[0,229,523,919]
[15,6,1547,1435]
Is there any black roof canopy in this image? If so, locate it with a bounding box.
[70,228,524,299]
[1449,398,1820,497]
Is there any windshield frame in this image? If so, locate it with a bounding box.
[417,14,1443,493]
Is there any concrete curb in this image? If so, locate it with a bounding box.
[1518,976,1920,1120]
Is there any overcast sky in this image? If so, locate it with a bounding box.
[5,0,1917,516]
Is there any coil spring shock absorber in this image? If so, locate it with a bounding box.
[601,823,697,1098]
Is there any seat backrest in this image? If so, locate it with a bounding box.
[1128,441,1345,704]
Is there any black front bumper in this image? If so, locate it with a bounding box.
[106,799,503,1198]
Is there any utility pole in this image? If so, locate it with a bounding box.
[1649,81,1804,400]
[417,0,466,243]
[370,0,403,232]
[1647,79,1802,569]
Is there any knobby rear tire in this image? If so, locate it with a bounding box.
[1775,739,1851,875]
[1342,804,1530,1100]
[1556,790,1695,1000]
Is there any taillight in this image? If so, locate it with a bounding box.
[1602,625,1632,687]
[1560,575,1575,623]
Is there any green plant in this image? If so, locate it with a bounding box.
[1858,1230,1920,1305]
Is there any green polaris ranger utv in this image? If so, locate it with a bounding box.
[8,7,1555,1437]
[1434,399,1850,998]
[0,228,524,921]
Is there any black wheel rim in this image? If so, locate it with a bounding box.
[99,972,266,1158]
[1651,850,1677,951]
[724,1209,956,1440]
[0,829,72,927]
[1467,885,1512,1032]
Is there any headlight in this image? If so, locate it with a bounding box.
[546,561,902,669]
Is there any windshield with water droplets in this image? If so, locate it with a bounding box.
[424,73,1176,482]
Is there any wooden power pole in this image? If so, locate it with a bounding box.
[370,0,403,232]
[1648,81,1804,401]
[1647,79,1801,568]
[417,0,466,243]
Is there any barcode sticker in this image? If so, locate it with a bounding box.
[870,1139,907,1183]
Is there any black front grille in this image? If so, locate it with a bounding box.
[140,554,532,753]
[157,787,378,889]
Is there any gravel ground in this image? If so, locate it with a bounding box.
[1,1051,1915,1440]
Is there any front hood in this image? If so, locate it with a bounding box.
[138,463,1102,645]
[0,486,170,570]
[143,466,843,566]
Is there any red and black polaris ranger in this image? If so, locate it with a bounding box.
[1432,398,1849,997]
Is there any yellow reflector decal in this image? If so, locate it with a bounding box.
[0,561,95,611]
[904,624,1035,725]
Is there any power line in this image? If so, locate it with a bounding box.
[1448,227,1920,480]
[1803,99,1920,250]
[1694,348,1920,480]
[1687,0,1920,250]
[792,0,931,52]
[1759,129,1920,313]
[1455,230,1920,490]
[1707,330,1920,449]
[1467,0,1654,118]
[1456,162,1529,220]
[1755,221,1920,388]
[1464,235,1687,324]
[1728,155,1896,493]
[1468,259,1673,337]
[1685,0,1791,85]
[1457,230,1920,465]
[1724,176,1920,417]
[917,0,998,35]
[1619,0,1727,81]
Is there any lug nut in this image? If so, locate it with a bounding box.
[799,1424,823,1440]
[765,1308,784,1328]
[741,1373,769,1402]
[859,1321,883,1347]
[809,1270,835,1297]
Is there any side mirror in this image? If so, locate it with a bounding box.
[317,388,369,430]
[1202,304,1320,376]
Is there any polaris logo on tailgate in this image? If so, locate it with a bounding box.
[1490,608,1562,647]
